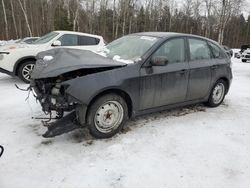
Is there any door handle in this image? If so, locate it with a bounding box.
[177,69,187,75]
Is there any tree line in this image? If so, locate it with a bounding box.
[0,0,249,48]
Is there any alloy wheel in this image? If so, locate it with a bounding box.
[22,63,35,82]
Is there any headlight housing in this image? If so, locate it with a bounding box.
[36,56,54,68]
[43,55,54,61]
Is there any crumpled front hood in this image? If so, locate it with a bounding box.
[31,48,126,79]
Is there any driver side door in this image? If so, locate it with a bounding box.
[139,38,189,110]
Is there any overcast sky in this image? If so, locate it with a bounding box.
[174,0,250,19]
[242,0,250,19]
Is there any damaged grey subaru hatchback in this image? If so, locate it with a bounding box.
[30,32,232,138]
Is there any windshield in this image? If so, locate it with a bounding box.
[101,35,159,63]
[15,39,22,43]
[33,32,59,44]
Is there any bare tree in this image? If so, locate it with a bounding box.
[183,0,193,33]
[72,0,81,31]
[18,0,32,36]
[1,0,9,39]
[10,0,18,38]
[168,0,176,32]
[0,0,249,47]
[112,0,116,38]
[216,0,243,44]
[204,0,213,37]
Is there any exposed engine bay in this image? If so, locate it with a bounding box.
[31,67,116,117]
[23,48,127,138]
[27,65,125,138]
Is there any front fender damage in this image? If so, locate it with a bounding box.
[30,66,122,137]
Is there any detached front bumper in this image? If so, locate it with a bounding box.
[31,79,84,137]
[42,111,81,138]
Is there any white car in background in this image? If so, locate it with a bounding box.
[0,31,105,83]
[0,37,39,51]
[14,37,40,44]
[0,40,16,46]
[0,37,38,47]
[241,48,250,62]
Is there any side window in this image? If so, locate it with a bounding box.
[209,42,226,59]
[58,34,78,46]
[189,38,212,61]
[153,38,185,63]
[79,36,99,45]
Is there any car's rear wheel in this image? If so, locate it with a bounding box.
[206,79,227,107]
[242,59,247,63]
[18,61,35,83]
[86,94,128,139]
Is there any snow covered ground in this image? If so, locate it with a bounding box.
[0,56,250,188]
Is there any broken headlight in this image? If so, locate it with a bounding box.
[43,55,54,61]
[36,56,54,68]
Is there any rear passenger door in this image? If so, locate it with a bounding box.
[208,42,230,84]
[186,38,213,101]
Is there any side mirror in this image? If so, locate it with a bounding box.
[151,56,168,66]
[52,40,61,47]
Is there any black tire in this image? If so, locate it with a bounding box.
[17,61,35,83]
[0,145,4,157]
[242,59,247,63]
[85,94,128,139]
[206,79,227,107]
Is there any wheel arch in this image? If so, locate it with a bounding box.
[13,56,36,76]
[86,88,133,120]
[217,77,230,94]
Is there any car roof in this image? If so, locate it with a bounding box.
[54,30,103,39]
[133,32,181,38]
[132,32,219,44]
[23,37,39,40]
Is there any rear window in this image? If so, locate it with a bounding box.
[209,42,226,59]
[188,38,212,61]
[79,36,100,45]
[58,34,100,46]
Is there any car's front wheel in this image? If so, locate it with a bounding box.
[242,59,247,63]
[18,61,35,83]
[206,79,227,107]
[86,94,128,139]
